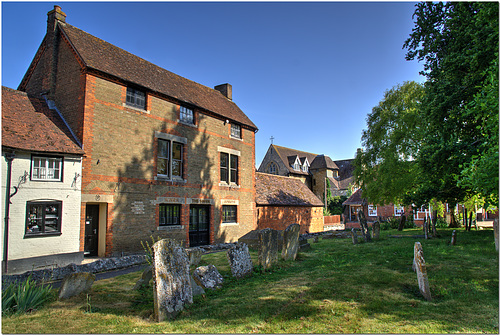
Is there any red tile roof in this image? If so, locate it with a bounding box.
[2,87,84,155]
[59,24,257,130]
[256,172,324,207]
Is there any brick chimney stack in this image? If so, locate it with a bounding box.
[45,5,66,100]
[215,83,232,100]
[47,5,66,33]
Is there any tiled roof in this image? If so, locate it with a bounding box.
[272,145,318,176]
[342,188,365,206]
[59,24,257,130]
[334,159,355,190]
[256,172,324,207]
[310,154,339,170]
[2,86,84,155]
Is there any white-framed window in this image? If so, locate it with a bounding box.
[126,87,146,109]
[220,152,238,185]
[25,201,62,237]
[231,123,241,139]
[394,205,405,216]
[368,204,378,217]
[31,156,63,181]
[157,137,184,180]
[268,162,278,175]
[222,205,237,223]
[180,106,194,124]
[302,159,309,172]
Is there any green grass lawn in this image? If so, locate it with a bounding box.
[2,228,498,333]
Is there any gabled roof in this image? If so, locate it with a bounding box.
[310,154,338,170]
[256,172,324,207]
[334,159,355,190]
[272,145,318,176]
[342,188,365,206]
[2,86,84,155]
[22,20,257,130]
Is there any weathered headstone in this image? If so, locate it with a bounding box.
[313,236,319,243]
[58,272,95,300]
[451,230,457,246]
[134,265,153,290]
[413,242,432,301]
[372,221,380,240]
[226,243,253,278]
[190,276,205,297]
[186,247,203,267]
[351,228,358,245]
[299,237,311,251]
[152,239,192,322]
[412,242,423,272]
[282,224,300,261]
[493,219,499,251]
[258,228,280,270]
[193,265,224,290]
[431,210,438,237]
[357,210,372,242]
[423,217,428,240]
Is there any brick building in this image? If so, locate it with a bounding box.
[256,173,324,234]
[18,6,258,256]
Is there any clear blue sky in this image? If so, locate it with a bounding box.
[1,1,424,166]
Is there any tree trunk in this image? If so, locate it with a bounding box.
[468,211,473,231]
[432,210,438,237]
[464,207,468,229]
[398,214,406,231]
[448,207,460,228]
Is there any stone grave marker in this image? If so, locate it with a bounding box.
[357,210,372,242]
[186,247,203,267]
[152,239,192,321]
[423,217,428,240]
[226,243,253,278]
[258,228,280,270]
[493,219,499,252]
[58,272,95,300]
[193,265,224,290]
[134,265,153,290]
[351,228,358,245]
[372,221,380,240]
[451,230,457,246]
[282,224,300,261]
[413,242,432,301]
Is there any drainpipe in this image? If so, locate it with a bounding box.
[3,152,15,274]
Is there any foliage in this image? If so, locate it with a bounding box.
[385,216,415,230]
[2,275,54,315]
[140,235,162,266]
[403,2,499,207]
[353,81,424,206]
[326,195,348,216]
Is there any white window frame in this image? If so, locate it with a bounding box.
[394,205,405,216]
[218,147,241,187]
[230,123,241,139]
[155,132,187,182]
[31,156,63,181]
[302,158,310,172]
[368,204,378,217]
[180,106,194,125]
[126,87,146,110]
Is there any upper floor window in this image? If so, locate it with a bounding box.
[25,201,62,237]
[32,156,62,181]
[180,106,194,124]
[394,205,405,216]
[126,87,146,109]
[157,139,183,179]
[231,123,241,139]
[159,204,181,226]
[268,162,278,175]
[220,152,238,185]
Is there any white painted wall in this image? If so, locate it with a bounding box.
[1,151,82,262]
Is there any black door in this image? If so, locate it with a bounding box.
[189,205,210,247]
[84,205,99,256]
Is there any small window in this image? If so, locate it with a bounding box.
[368,205,377,217]
[268,162,278,175]
[126,87,146,109]
[32,156,62,181]
[231,123,241,139]
[157,139,183,179]
[180,106,194,124]
[25,201,62,237]
[159,204,181,226]
[394,205,405,216]
[220,152,238,185]
[222,205,237,223]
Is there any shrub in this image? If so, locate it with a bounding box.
[141,235,162,266]
[2,276,53,315]
[435,217,448,228]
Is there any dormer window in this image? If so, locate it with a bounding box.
[301,158,310,173]
[231,123,241,139]
[180,106,194,124]
[126,87,145,109]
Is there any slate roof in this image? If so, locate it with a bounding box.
[310,154,339,170]
[2,86,84,155]
[22,21,257,130]
[272,145,318,176]
[256,172,324,207]
[342,188,365,206]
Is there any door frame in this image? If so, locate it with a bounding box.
[189,205,210,247]
[83,203,108,257]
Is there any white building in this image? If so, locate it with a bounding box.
[2,87,84,274]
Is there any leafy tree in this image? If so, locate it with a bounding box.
[353,81,424,206]
[403,2,499,213]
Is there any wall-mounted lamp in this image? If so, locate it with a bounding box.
[224,119,230,125]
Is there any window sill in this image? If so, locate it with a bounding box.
[155,176,187,183]
[157,225,183,231]
[177,119,198,128]
[24,232,62,238]
[230,136,243,142]
[218,182,240,189]
[123,103,150,114]
[221,222,239,226]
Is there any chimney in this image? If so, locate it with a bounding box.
[214,83,232,100]
[47,5,66,33]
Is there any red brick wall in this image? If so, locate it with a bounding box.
[257,206,324,234]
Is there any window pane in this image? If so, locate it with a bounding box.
[223,205,237,223]
[220,153,229,182]
[160,204,180,225]
[172,142,182,160]
[172,160,181,177]
[27,204,43,234]
[157,158,169,176]
[230,155,238,184]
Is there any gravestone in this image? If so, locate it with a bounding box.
[423,217,428,240]
[372,221,380,240]
[451,230,457,246]
[193,265,224,290]
[412,242,423,272]
[299,237,311,251]
[58,272,95,300]
[313,236,319,243]
[226,243,253,278]
[258,228,280,270]
[413,242,432,301]
[190,276,205,297]
[493,219,499,251]
[282,224,300,261]
[351,228,358,245]
[357,210,372,242]
[152,239,192,321]
[186,247,203,267]
[134,265,153,290]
